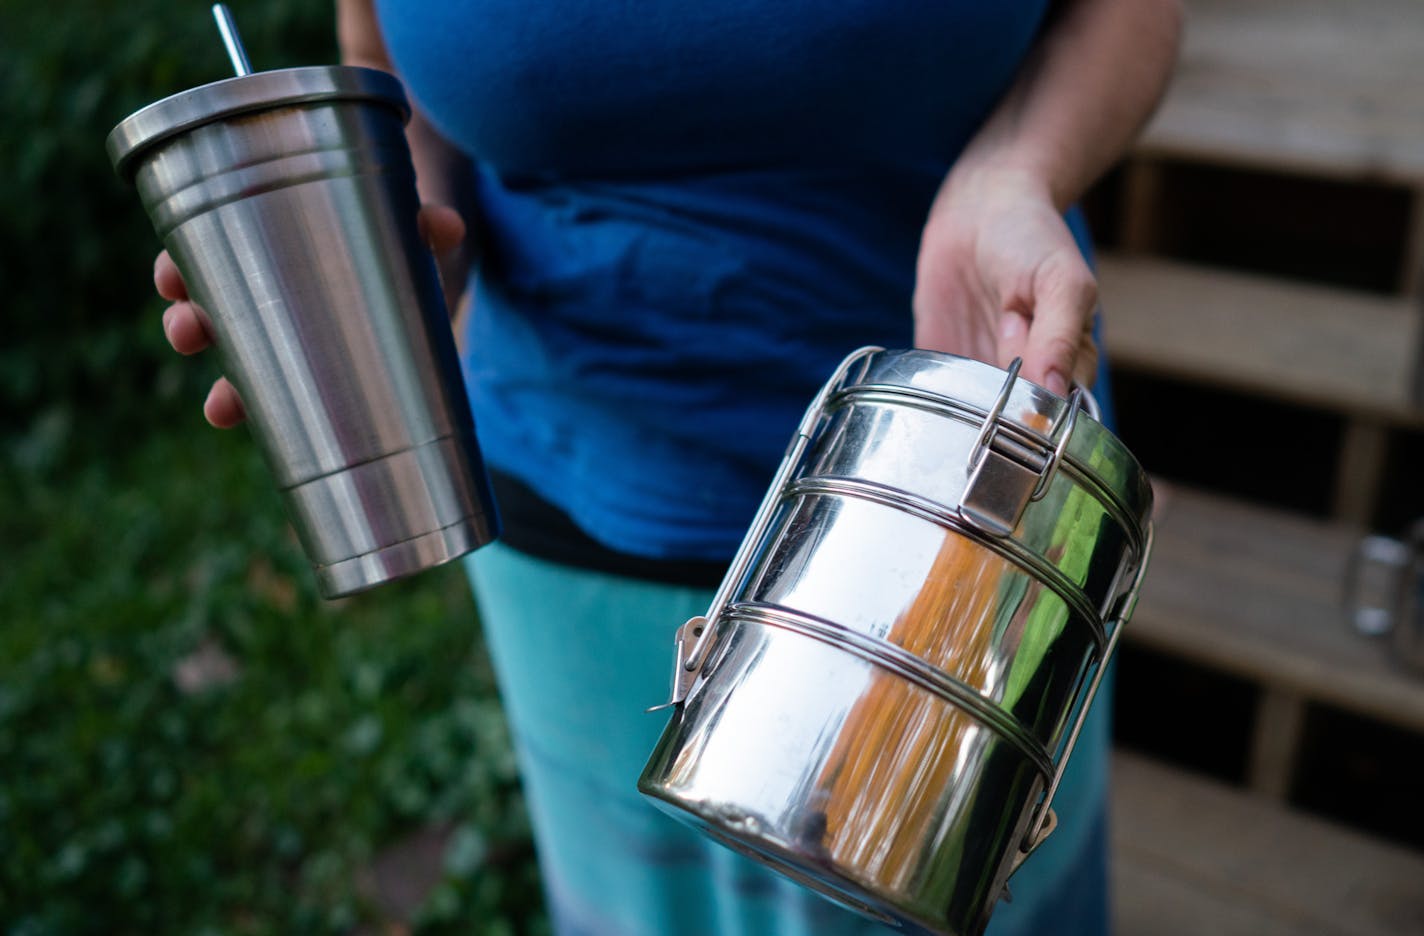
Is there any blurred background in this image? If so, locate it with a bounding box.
[3,0,1423,934]
[1082,1,1424,933]
[1,1,542,933]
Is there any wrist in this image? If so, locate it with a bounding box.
[928,159,1060,236]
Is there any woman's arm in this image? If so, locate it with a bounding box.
[913,0,1183,395]
[338,0,475,319]
[153,2,476,428]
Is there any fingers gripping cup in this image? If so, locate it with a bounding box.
[107,21,498,597]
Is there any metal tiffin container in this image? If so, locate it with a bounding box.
[639,347,1154,936]
[106,64,499,598]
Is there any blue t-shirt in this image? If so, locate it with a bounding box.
[377,0,1066,561]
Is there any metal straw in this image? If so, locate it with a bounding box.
[212,4,252,77]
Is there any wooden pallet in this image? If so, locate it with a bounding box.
[1096,252,1424,524]
[1136,0,1424,188]
[1112,750,1424,936]
[1106,0,1424,526]
[1083,6,1424,928]
[1125,0,1424,295]
[1097,255,1423,426]
[1125,481,1424,796]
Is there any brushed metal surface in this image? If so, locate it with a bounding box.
[110,67,497,596]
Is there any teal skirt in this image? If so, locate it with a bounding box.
[465,543,1111,936]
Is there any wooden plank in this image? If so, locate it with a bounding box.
[1138,0,1424,185]
[1126,482,1424,735]
[1405,189,1424,405]
[1245,689,1305,799]
[1116,852,1330,936]
[1097,255,1423,424]
[1331,420,1391,525]
[1118,159,1168,255]
[1398,188,1424,298]
[1112,750,1424,936]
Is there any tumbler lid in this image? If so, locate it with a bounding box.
[107,65,409,181]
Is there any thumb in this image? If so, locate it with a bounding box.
[1022,256,1097,397]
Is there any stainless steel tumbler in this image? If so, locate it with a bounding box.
[640,348,1154,936]
[108,66,499,597]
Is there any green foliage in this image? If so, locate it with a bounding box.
[0,0,338,436]
[0,2,545,931]
[0,419,545,933]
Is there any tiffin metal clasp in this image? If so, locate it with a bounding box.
[960,358,1093,538]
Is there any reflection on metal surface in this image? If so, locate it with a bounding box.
[641,349,1153,935]
[815,527,1045,893]
[109,67,498,596]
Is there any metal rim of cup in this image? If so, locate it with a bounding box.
[106,64,410,181]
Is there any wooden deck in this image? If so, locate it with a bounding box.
[1113,751,1424,936]
[1096,2,1424,930]
[1097,255,1424,426]
[1108,0,1424,522]
[1137,0,1424,187]
[1130,482,1424,739]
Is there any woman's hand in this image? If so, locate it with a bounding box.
[154,204,467,428]
[912,165,1097,397]
[911,0,1180,394]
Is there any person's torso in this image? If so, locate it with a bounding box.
[377,0,1058,562]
